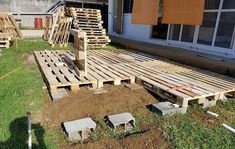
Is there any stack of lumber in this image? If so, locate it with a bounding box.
[65,7,111,48]
[0,13,22,48]
[45,6,73,47]
[71,29,88,77]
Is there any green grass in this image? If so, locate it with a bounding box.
[0,39,125,148]
[161,101,235,149]
[0,39,72,149]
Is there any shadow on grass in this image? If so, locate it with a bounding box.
[0,116,47,149]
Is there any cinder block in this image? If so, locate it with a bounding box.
[151,102,187,116]
[51,88,69,101]
[203,99,217,108]
[107,113,135,132]
[63,117,96,142]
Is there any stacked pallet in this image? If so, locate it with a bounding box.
[0,13,22,48]
[65,7,111,48]
[45,7,73,47]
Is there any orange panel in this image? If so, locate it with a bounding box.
[162,0,205,25]
[132,0,159,25]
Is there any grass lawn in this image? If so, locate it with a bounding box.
[0,40,72,149]
[0,39,234,149]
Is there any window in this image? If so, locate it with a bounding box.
[123,0,133,13]
[197,12,218,45]
[151,22,168,40]
[205,0,220,10]
[169,25,181,41]
[181,25,195,43]
[215,12,235,48]
[222,0,235,9]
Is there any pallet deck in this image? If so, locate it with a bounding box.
[35,49,235,106]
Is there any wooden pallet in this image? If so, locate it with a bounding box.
[47,6,73,47]
[0,40,10,48]
[65,7,110,48]
[34,50,97,94]
[0,13,22,40]
[88,50,156,64]
[35,49,235,105]
[75,19,103,24]
[48,16,73,47]
[65,7,101,16]
[34,50,135,95]
[88,50,235,107]
[0,13,22,48]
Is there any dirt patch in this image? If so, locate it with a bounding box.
[43,85,157,127]
[118,128,170,149]
[42,84,170,148]
[189,109,220,127]
[21,52,37,65]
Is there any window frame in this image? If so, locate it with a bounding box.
[167,0,235,53]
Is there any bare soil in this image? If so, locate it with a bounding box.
[41,85,171,149]
[21,52,37,65]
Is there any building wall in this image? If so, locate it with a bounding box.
[122,14,151,42]
[108,0,235,59]
[0,0,56,28]
[0,0,57,12]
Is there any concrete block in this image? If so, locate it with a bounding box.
[107,113,135,132]
[151,102,187,116]
[203,99,217,108]
[63,117,96,142]
[51,88,69,101]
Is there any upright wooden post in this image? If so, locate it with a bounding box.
[71,29,87,77]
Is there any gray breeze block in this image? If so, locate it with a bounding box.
[63,117,96,141]
[152,102,187,116]
[107,112,135,132]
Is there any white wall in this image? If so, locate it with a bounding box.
[108,0,235,59]
[122,14,151,42]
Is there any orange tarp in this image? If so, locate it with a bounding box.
[131,0,159,25]
[162,0,205,25]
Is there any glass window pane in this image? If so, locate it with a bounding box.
[215,12,235,48]
[205,0,220,9]
[169,25,181,41]
[222,0,235,9]
[151,22,168,40]
[197,12,217,45]
[123,0,133,13]
[181,25,195,43]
